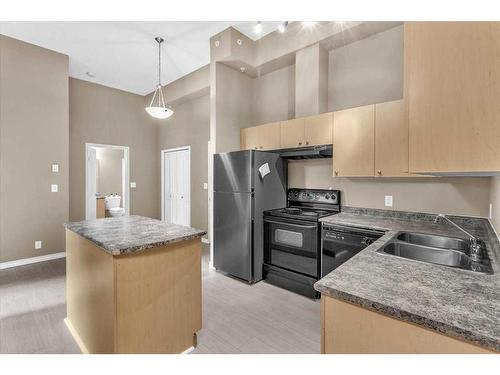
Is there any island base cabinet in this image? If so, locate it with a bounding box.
[321,295,494,354]
[65,229,202,354]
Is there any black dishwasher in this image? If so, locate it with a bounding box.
[321,224,384,277]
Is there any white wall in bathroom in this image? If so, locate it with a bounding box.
[96,147,124,204]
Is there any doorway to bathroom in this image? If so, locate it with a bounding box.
[161,146,191,226]
[85,143,130,220]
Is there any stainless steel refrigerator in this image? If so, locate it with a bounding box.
[213,150,287,282]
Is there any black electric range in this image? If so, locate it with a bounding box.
[262,188,341,298]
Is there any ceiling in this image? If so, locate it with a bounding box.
[0,21,283,95]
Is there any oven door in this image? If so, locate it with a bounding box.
[264,216,318,278]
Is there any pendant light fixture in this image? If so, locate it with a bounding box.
[145,37,174,119]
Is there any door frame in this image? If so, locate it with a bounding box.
[161,146,191,225]
[85,143,130,220]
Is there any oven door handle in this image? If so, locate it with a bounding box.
[264,218,317,229]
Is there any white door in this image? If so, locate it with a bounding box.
[86,147,97,220]
[163,148,191,226]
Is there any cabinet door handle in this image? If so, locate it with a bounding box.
[377,170,382,176]
[259,146,263,149]
[334,170,339,176]
[298,142,302,146]
[305,141,309,145]
[254,146,258,150]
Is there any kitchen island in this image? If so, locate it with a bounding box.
[64,215,206,354]
[315,207,500,354]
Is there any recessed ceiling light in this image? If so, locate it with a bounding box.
[278,21,289,33]
[254,21,263,35]
[86,71,95,78]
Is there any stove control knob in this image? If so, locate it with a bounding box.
[325,194,330,200]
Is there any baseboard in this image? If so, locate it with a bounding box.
[0,251,66,270]
[64,318,89,354]
[201,237,210,244]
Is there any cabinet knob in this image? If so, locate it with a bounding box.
[254,146,258,150]
[298,142,302,146]
[305,141,309,145]
[377,170,382,175]
[334,171,339,176]
[259,146,263,149]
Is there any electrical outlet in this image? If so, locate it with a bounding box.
[35,241,42,250]
[385,195,393,207]
[203,182,208,190]
[130,182,136,188]
[51,163,59,172]
[51,184,58,192]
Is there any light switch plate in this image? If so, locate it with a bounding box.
[203,182,208,190]
[130,182,137,188]
[35,240,42,250]
[51,164,59,173]
[385,195,393,207]
[51,184,58,193]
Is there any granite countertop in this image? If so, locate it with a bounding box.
[64,215,206,256]
[314,207,500,352]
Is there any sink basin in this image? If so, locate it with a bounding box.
[377,232,493,274]
[381,242,471,268]
[397,232,470,252]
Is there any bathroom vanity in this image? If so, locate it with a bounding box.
[96,197,105,218]
[63,215,206,354]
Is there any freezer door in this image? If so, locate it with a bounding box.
[213,191,253,281]
[214,150,253,193]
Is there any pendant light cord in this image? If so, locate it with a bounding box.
[158,38,161,87]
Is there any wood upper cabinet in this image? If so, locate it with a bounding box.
[333,105,375,177]
[280,118,305,148]
[304,112,333,146]
[375,100,409,177]
[405,22,500,173]
[240,122,281,151]
[281,114,333,148]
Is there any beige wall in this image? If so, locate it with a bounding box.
[0,35,69,262]
[96,148,124,198]
[288,159,491,217]
[215,63,253,153]
[295,43,328,117]
[252,65,295,125]
[157,94,210,232]
[328,25,404,111]
[69,78,159,221]
[490,177,500,233]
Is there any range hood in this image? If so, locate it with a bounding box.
[273,145,333,160]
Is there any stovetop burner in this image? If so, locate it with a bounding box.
[264,189,341,222]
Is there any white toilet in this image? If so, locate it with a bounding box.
[105,195,125,217]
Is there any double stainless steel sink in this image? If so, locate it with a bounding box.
[377,232,493,274]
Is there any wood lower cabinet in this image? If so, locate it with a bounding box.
[280,118,305,148]
[405,22,500,173]
[65,230,202,354]
[321,295,495,354]
[375,99,409,177]
[333,105,375,177]
[304,112,333,146]
[240,122,281,150]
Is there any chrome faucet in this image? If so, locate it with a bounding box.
[434,214,482,262]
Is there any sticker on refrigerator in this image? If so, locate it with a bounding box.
[258,163,271,179]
